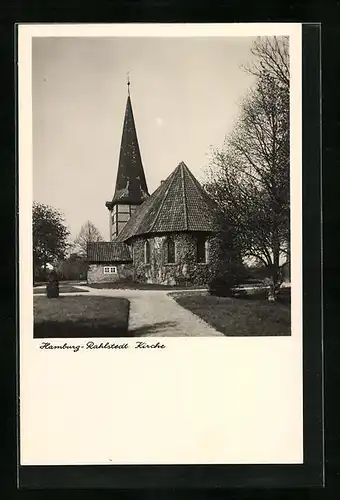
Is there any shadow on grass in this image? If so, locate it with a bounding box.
[129,321,178,337]
[34,319,128,338]
[35,296,68,299]
[232,287,291,305]
[34,295,130,338]
[33,288,88,295]
[34,320,178,338]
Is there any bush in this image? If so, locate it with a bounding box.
[209,266,243,297]
[208,221,247,297]
[46,271,59,298]
[209,276,230,297]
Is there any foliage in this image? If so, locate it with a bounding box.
[208,216,248,296]
[73,220,103,256]
[57,253,89,281]
[33,202,70,281]
[130,233,245,288]
[205,36,290,301]
[46,270,59,298]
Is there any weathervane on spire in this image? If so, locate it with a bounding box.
[127,71,130,96]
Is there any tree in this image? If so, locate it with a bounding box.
[33,202,70,281]
[73,220,103,256]
[205,36,289,301]
[244,36,289,91]
[57,253,89,281]
[208,215,248,297]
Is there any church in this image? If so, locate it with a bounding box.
[87,82,221,286]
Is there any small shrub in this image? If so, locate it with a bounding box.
[209,275,233,297]
[207,217,248,297]
[46,271,59,298]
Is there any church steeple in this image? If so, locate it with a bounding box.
[106,79,149,240]
[127,71,130,96]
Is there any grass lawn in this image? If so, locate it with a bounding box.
[88,282,207,291]
[33,285,88,294]
[34,295,130,338]
[174,292,291,336]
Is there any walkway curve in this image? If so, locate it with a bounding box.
[70,286,222,337]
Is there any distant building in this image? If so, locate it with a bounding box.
[87,83,220,286]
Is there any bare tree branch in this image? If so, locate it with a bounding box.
[73,221,103,256]
[204,36,290,301]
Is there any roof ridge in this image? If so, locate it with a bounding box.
[180,163,188,231]
[183,164,220,228]
[148,168,179,233]
[185,165,210,203]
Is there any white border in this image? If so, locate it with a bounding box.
[19,23,303,466]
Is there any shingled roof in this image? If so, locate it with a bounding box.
[116,162,220,243]
[106,94,149,209]
[87,242,132,262]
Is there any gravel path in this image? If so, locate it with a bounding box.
[67,286,222,337]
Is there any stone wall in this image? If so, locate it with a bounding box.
[131,233,219,286]
[87,263,133,284]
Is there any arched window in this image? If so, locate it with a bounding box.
[144,240,150,264]
[167,237,176,264]
[197,235,208,263]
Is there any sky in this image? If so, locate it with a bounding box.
[32,36,257,241]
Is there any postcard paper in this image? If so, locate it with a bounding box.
[19,23,303,466]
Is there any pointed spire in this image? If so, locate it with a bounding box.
[127,71,130,96]
[106,82,149,209]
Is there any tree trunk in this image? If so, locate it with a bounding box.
[268,245,281,302]
[268,278,280,302]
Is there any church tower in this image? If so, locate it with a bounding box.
[106,78,149,240]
